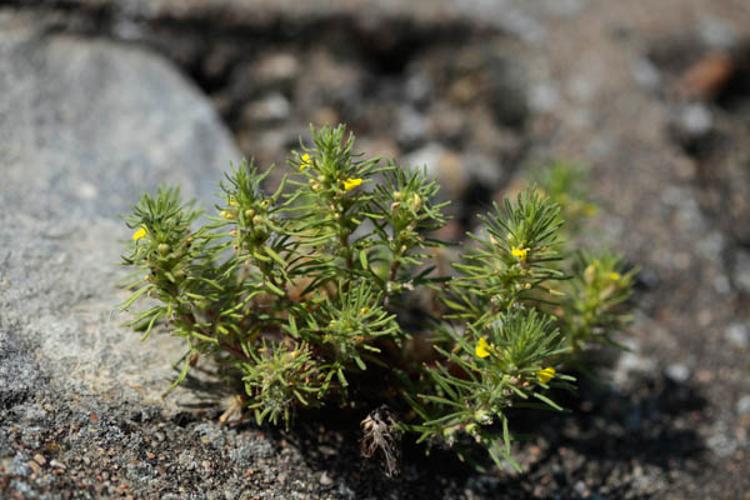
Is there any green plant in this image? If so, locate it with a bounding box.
[121,124,633,473]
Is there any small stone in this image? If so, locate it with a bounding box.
[319,471,334,486]
[529,82,560,112]
[725,323,749,349]
[699,16,737,50]
[666,363,690,383]
[676,103,713,138]
[733,249,750,293]
[396,106,427,148]
[318,445,337,457]
[574,480,588,496]
[465,152,504,188]
[405,71,433,105]
[49,459,66,470]
[32,454,46,466]
[737,395,750,415]
[254,52,300,87]
[27,460,42,476]
[243,93,291,124]
[632,57,662,90]
[403,143,470,198]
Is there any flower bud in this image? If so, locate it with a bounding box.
[411,193,422,211]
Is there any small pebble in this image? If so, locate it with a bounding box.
[49,459,66,470]
[737,395,750,415]
[320,471,334,486]
[725,323,749,349]
[666,363,691,383]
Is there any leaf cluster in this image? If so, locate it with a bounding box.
[121,124,634,470]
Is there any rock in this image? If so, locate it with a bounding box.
[242,92,292,125]
[426,102,467,143]
[725,323,749,349]
[402,143,470,198]
[404,70,433,106]
[674,103,714,138]
[632,57,662,90]
[699,16,738,50]
[737,395,750,415]
[732,249,750,294]
[0,24,240,408]
[665,363,691,383]
[396,105,428,148]
[529,82,560,112]
[254,52,300,89]
[319,471,334,486]
[485,54,529,129]
[464,152,504,188]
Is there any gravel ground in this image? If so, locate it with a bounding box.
[2,0,750,498]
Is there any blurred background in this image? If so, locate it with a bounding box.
[1,0,749,498]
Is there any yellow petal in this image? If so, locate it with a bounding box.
[511,246,528,262]
[300,153,312,172]
[475,337,492,358]
[343,177,363,191]
[132,226,147,241]
[608,272,621,282]
[536,367,556,384]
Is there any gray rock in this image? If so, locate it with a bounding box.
[0,25,240,408]
[737,395,750,415]
[403,143,470,198]
[675,103,714,138]
[243,92,292,124]
[665,363,691,383]
[396,105,428,148]
[733,249,750,294]
[485,55,529,129]
[725,323,749,349]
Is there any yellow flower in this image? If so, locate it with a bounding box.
[608,272,621,282]
[220,210,236,220]
[343,177,363,191]
[228,198,239,207]
[511,246,528,262]
[132,226,147,241]
[299,153,313,172]
[536,367,556,384]
[475,337,493,358]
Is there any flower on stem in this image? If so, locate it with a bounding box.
[511,246,529,262]
[343,178,363,191]
[220,210,236,220]
[299,153,313,172]
[475,337,493,358]
[536,367,556,384]
[132,226,148,241]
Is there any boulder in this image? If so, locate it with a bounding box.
[0,22,241,408]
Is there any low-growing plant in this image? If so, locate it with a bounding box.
[121,124,634,473]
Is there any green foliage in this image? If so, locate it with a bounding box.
[121,124,634,472]
[533,160,598,233]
